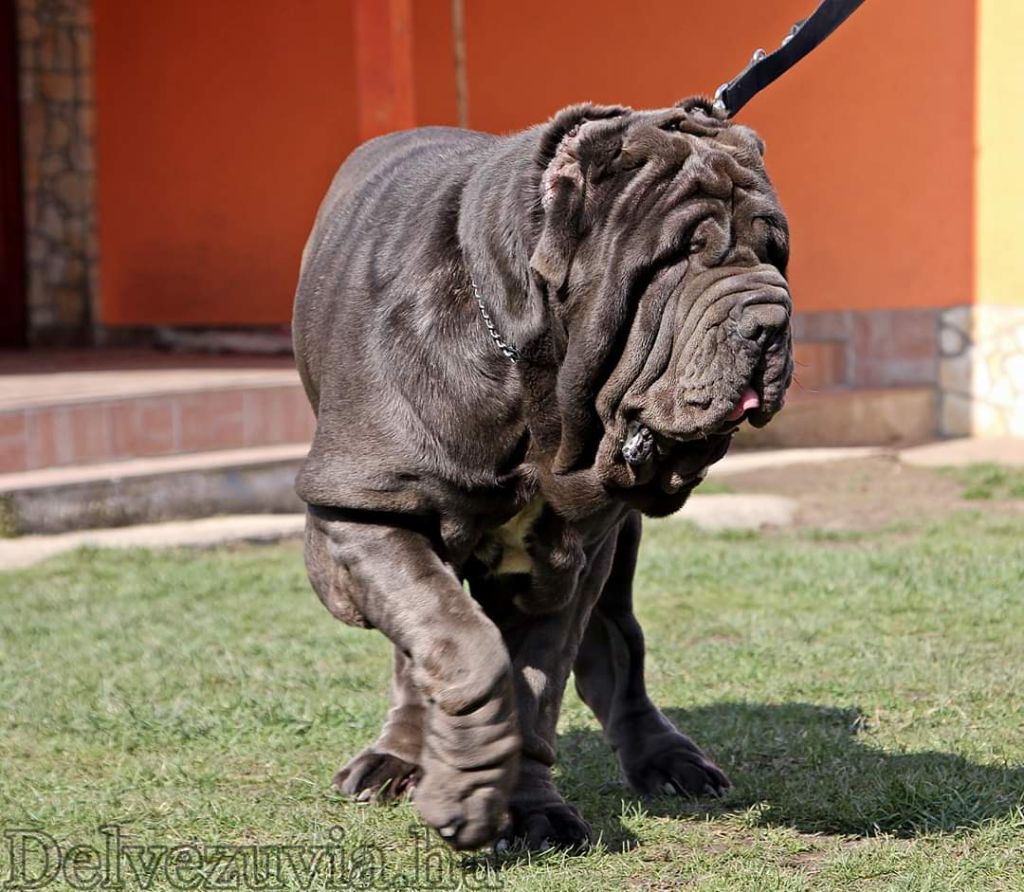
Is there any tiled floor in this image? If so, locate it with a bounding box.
[0,349,301,409]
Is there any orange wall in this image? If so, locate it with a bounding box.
[352,0,459,140]
[464,0,975,313]
[94,1,974,325]
[94,1,358,325]
[412,0,459,128]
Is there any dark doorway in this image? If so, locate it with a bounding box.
[0,0,27,347]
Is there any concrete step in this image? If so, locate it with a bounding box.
[0,444,307,535]
[0,514,307,571]
[0,351,314,474]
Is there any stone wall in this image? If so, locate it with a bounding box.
[794,305,1024,438]
[940,304,1024,437]
[16,0,96,343]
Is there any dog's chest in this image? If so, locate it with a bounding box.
[474,498,545,576]
[468,497,628,615]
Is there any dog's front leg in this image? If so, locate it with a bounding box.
[483,530,621,851]
[307,507,520,849]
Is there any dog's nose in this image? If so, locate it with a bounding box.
[737,300,789,343]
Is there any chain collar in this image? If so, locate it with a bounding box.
[471,279,520,363]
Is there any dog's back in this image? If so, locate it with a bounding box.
[293,127,494,412]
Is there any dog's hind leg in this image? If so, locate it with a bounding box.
[573,511,731,798]
[305,506,520,850]
[333,647,424,802]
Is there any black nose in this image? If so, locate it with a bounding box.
[737,301,789,342]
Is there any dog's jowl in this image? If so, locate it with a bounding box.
[292,97,793,851]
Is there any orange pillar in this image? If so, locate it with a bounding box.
[353,0,416,142]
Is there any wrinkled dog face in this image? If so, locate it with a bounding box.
[531,98,793,513]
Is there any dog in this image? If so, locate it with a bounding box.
[292,96,793,851]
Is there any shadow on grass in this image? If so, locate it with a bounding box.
[557,701,1024,850]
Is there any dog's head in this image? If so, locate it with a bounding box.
[530,98,793,514]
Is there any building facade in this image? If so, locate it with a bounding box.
[2,0,1022,438]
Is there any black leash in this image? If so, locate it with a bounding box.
[713,0,867,118]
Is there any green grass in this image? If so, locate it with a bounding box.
[1,511,1023,891]
[693,478,734,495]
[940,462,1024,500]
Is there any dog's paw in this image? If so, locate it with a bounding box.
[494,799,592,854]
[493,763,591,853]
[333,748,421,802]
[621,732,731,799]
[412,767,511,851]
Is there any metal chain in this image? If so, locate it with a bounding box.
[471,279,520,363]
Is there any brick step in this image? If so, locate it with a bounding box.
[0,341,846,475]
[0,444,308,535]
[0,358,314,474]
[735,386,937,449]
[0,389,939,535]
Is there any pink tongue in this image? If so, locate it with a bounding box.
[726,387,761,422]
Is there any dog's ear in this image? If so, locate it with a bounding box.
[720,122,766,160]
[530,104,628,291]
[674,96,764,158]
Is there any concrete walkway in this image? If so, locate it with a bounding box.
[673,494,798,530]
[712,446,885,477]
[0,497,799,571]
[0,514,305,570]
[2,439,1019,571]
[711,438,1023,475]
[899,437,1023,467]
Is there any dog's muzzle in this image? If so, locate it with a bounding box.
[621,264,792,446]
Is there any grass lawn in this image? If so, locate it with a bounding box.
[1,500,1023,890]
[940,463,1024,501]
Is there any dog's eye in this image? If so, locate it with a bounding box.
[753,216,789,271]
[684,219,713,256]
[766,236,789,273]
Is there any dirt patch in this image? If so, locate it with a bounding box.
[720,454,1024,531]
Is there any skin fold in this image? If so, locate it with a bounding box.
[292,97,793,851]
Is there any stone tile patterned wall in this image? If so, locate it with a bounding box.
[794,306,1024,437]
[939,305,1024,437]
[791,308,941,390]
[15,0,96,343]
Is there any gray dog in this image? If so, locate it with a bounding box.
[292,96,793,851]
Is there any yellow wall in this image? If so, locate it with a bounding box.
[976,0,1024,307]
